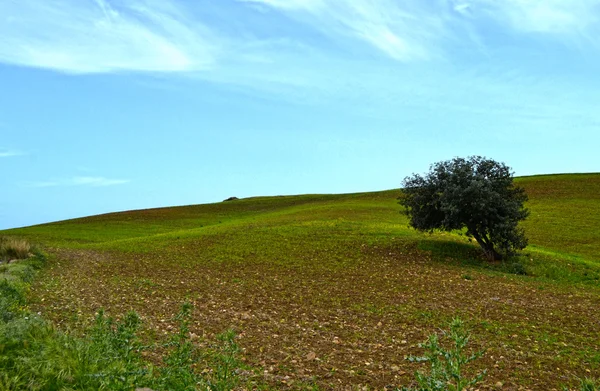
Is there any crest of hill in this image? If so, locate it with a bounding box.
[2,173,599,262]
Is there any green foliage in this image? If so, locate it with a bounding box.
[398,318,485,391]
[205,329,241,391]
[0,302,245,390]
[153,302,201,390]
[564,377,600,391]
[0,254,248,391]
[504,260,527,275]
[576,378,599,391]
[400,156,529,260]
[86,309,148,389]
[0,279,25,322]
[1,278,149,391]
[1,310,143,390]
[150,302,242,391]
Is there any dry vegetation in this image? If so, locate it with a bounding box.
[0,236,32,262]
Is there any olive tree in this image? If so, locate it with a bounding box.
[399,156,529,261]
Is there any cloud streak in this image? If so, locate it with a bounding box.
[2,0,599,77]
[1,0,598,97]
[26,176,130,188]
[0,0,218,74]
[456,0,600,42]
[0,149,24,158]
[241,0,600,63]
[241,0,452,61]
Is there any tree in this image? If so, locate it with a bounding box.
[399,156,529,261]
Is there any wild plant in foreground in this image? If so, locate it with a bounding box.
[398,318,486,391]
[574,377,599,391]
[1,256,245,391]
[151,302,204,389]
[150,302,242,391]
[205,329,241,391]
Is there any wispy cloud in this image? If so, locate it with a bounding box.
[0,149,24,158]
[240,0,452,61]
[71,176,130,186]
[26,176,130,188]
[2,0,598,77]
[0,0,218,73]
[459,0,600,41]
[240,0,600,64]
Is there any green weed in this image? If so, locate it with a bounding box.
[564,377,600,391]
[398,318,486,391]
[579,378,599,391]
[150,302,241,391]
[0,252,250,390]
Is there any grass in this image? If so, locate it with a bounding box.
[1,174,600,389]
[516,173,600,261]
[0,236,32,262]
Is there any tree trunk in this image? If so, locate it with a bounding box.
[470,229,503,261]
[482,246,502,261]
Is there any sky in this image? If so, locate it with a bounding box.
[1,0,600,229]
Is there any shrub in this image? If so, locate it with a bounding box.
[0,236,32,262]
[504,260,528,275]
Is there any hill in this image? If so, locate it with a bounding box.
[2,173,600,389]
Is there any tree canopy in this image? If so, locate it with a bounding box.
[399,156,529,260]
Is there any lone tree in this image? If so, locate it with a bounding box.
[399,156,529,261]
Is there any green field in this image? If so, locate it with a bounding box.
[2,173,600,389]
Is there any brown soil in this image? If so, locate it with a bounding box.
[30,245,600,390]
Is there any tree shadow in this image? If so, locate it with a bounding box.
[418,238,528,276]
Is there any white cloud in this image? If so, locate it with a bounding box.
[463,0,600,38]
[240,0,324,11]
[0,149,24,158]
[500,0,598,34]
[240,0,452,62]
[2,0,597,79]
[26,181,60,188]
[241,0,600,64]
[0,0,219,74]
[71,176,130,186]
[452,2,472,15]
[26,176,130,188]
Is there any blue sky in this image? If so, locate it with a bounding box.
[1,0,600,229]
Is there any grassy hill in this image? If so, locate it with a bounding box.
[2,173,600,389]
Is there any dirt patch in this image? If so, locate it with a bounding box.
[30,245,600,390]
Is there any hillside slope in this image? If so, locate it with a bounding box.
[2,174,600,389]
[7,174,600,263]
[517,173,600,261]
